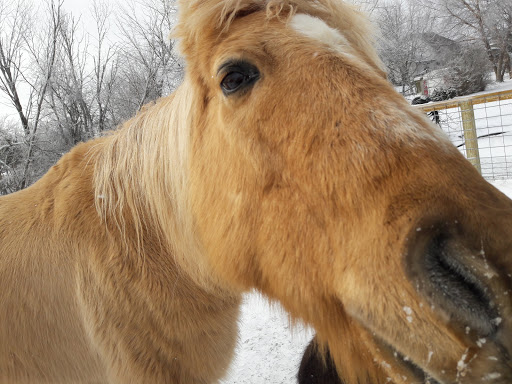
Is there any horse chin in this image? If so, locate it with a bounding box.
[372,335,443,384]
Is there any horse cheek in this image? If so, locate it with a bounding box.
[189,120,264,292]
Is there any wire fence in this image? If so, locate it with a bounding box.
[413,90,512,180]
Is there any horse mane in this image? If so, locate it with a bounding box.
[89,0,387,304]
[175,0,386,76]
[92,83,218,287]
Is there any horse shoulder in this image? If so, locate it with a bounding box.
[0,139,109,382]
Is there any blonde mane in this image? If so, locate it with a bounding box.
[93,83,219,288]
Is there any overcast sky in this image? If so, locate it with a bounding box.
[63,0,92,14]
[62,0,117,36]
[61,0,101,31]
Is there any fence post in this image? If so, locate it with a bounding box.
[459,100,481,174]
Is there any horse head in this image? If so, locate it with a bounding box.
[174,1,512,382]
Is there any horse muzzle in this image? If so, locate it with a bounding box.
[403,217,512,383]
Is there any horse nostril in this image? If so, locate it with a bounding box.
[406,226,499,337]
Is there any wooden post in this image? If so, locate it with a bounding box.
[459,100,481,174]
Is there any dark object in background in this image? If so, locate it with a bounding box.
[411,95,440,125]
[298,337,343,384]
[411,95,431,105]
[429,110,440,125]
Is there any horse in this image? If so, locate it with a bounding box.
[1,0,511,383]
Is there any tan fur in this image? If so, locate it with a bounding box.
[1,1,512,383]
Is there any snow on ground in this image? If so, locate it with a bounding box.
[411,77,512,180]
[492,179,512,198]
[470,75,512,96]
[436,96,512,179]
[222,294,313,384]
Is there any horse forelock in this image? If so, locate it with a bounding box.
[174,0,386,76]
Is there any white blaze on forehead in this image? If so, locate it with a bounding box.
[290,13,352,53]
[290,14,452,147]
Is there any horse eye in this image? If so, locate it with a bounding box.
[221,72,246,93]
[219,61,260,96]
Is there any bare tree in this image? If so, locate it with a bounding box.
[0,0,63,189]
[115,0,182,119]
[47,12,94,145]
[486,0,512,80]
[0,0,153,193]
[438,0,512,82]
[0,0,32,135]
[0,117,24,194]
[91,0,119,133]
[44,0,120,145]
[376,0,438,94]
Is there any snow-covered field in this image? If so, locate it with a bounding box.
[419,78,512,180]
[222,295,313,384]
[436,97,512,180]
